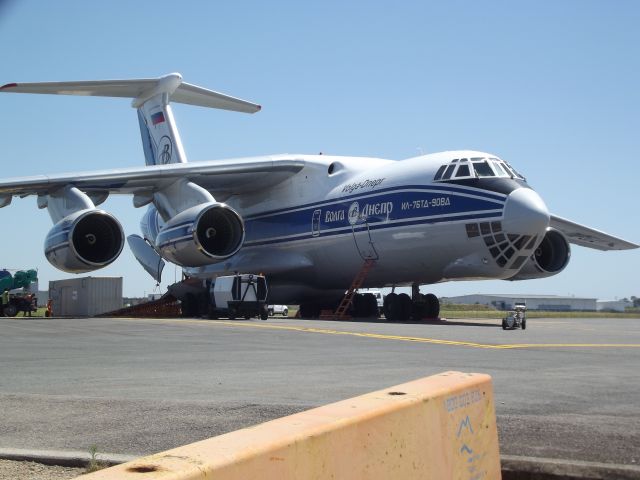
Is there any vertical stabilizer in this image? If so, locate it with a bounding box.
[134,73,188,165]
[0,72,261,166]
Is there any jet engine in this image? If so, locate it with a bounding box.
[509,228,571,280]
[155,202,245,267]
[45,209,124,273]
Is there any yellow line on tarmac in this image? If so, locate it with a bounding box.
[167,319,640,350]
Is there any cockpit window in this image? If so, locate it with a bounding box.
[433,155,526,182]
[442,164,456,180]
[472,161,495,177]
[504,161,525,180]
[491,161,510,177]
[434,165,447,181]
[455,164,470,177]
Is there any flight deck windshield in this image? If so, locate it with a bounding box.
[433,156,525,181]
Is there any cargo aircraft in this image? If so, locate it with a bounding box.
[1,73,637,320]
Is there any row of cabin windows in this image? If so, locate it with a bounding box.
[434,157,525,181]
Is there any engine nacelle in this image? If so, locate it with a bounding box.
[156,202,245,267]
[45,209,124,273]
[508,228,571,280]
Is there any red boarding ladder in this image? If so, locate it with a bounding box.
[330,259,376,320]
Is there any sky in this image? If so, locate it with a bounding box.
[0,1,638,300]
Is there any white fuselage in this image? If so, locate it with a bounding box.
[182,150,550,305]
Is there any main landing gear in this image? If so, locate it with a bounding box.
[383,285,440,322]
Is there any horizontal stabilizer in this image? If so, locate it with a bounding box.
[0,73,261,114]
[550,214,638,251]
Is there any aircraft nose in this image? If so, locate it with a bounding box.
[502,188,550,235]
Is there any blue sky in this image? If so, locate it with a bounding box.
[0,1,638,300]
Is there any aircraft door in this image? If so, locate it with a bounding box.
[348,202,379,260]
[311,209,321,237]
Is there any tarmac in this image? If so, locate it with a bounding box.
[0,315,639,477]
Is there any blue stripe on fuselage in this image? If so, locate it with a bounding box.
[244,184,506,221]
[243,186,504,246]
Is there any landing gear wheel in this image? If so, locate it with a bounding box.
[383,293,397,321]
[354,293,378,318]
[366,293,378,317]
[260,307,269,321]
[352,294,363,317]
[502,318,507,330]
[522,318,526,330]
[396,293,412,322]
[424,293,440,319]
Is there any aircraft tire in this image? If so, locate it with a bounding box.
[502,318,507,330]
[522,318,527,330]
[352,294,364,317]
[411,294,427,321]
[383,293,397,321]
[362,293,378,318]
[424,293,440,319]
[397,293,412,321]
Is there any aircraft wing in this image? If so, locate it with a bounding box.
[550,214,638,251]
[0,156,305,205]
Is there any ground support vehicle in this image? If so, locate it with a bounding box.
[2,295,36,317]
[502,302,527,330]
[209,274,269,320]
[169,274,269,320]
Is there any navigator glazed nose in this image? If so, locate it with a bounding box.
[502,188,550,236]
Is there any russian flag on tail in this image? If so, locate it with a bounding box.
[151,111,165,126]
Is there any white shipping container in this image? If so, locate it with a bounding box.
[49,277,123,317]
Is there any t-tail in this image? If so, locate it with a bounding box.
[0,72,261,165]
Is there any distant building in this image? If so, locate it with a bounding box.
[441,294,597,311]
[597,299,632,312]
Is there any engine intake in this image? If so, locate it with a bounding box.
[509,228,571,280]
[156,202,245,267]
[45,209,124,273]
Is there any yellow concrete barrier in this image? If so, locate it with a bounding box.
[76,371,500,479]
